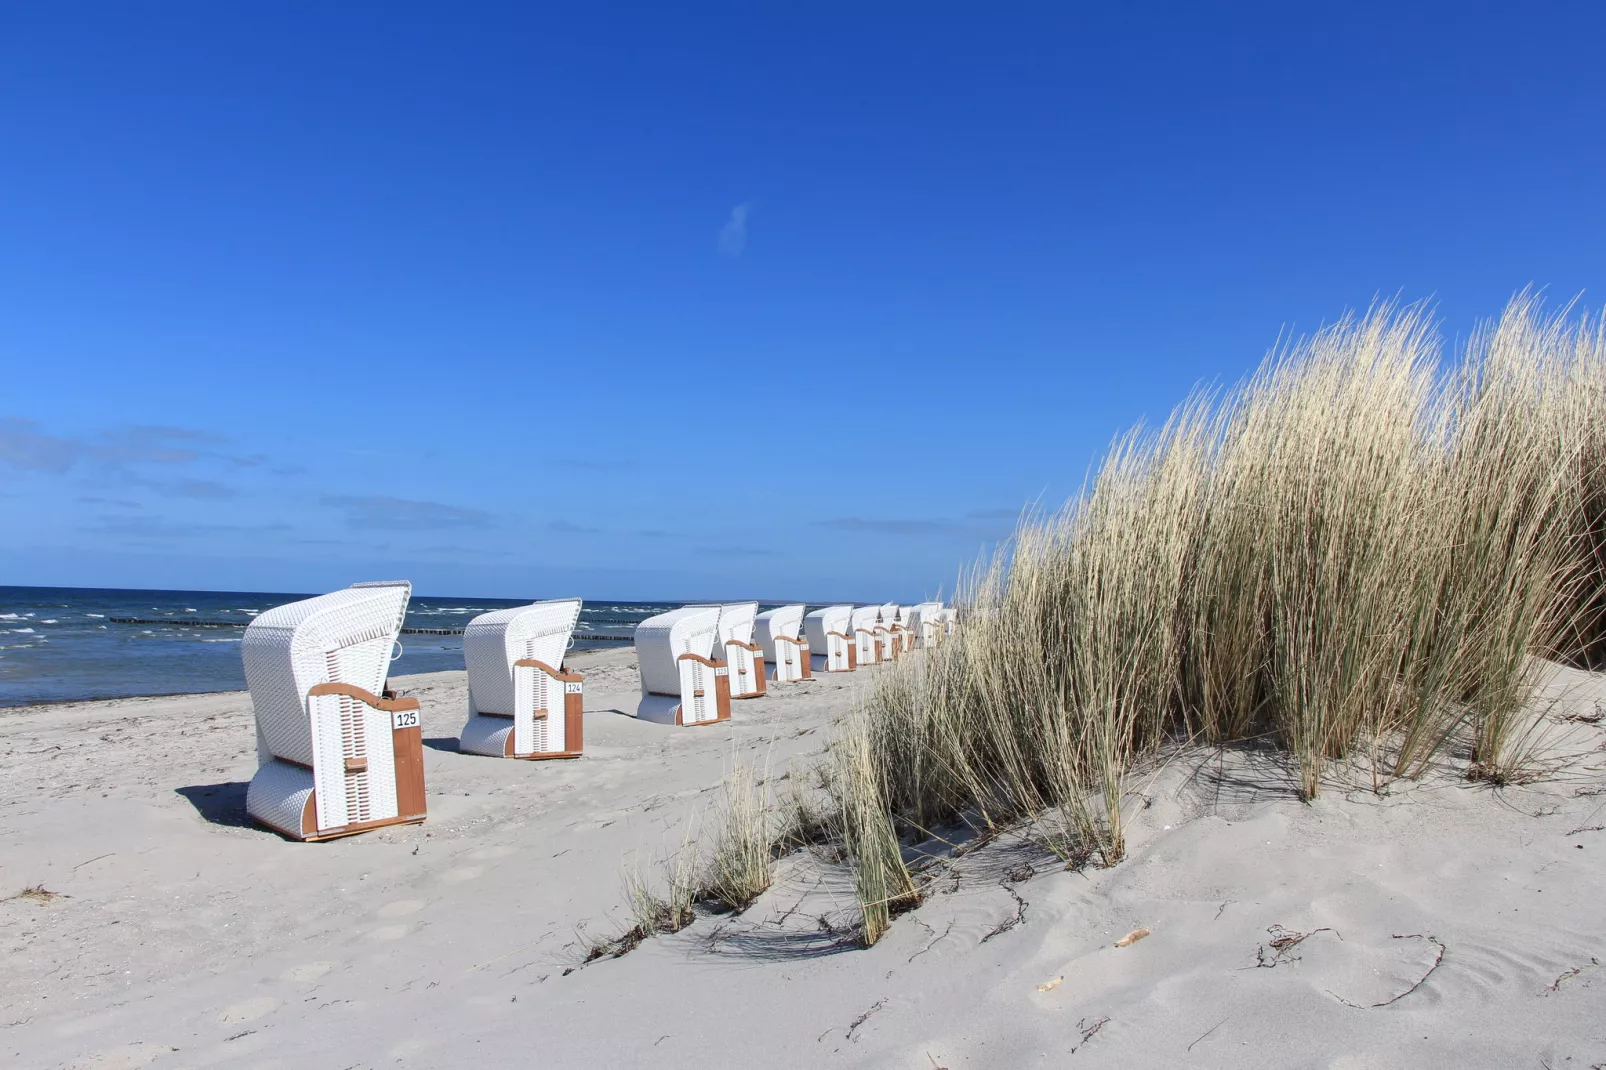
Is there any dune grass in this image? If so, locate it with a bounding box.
[812,296,1606,941]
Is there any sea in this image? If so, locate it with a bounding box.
[0,586,802,708]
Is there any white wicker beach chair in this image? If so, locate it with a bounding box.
[242,581,424,842]
[875,603,902,660]
[459,599,584,760]
[634,605,729,725]
[851,605,882,666]
[711,601,765,699]
[939,605,957,637]
[804,605,854,673]
[905,602,944,648]
[755,604,810,683]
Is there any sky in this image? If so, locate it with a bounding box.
[2,4,1605,602]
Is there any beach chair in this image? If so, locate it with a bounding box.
[242,580,424,842]
[851,605,881,666]
[755,604,810,682]
[876,603,902,660]
[713,601,765,699]
[940,605,957,637]
[804,605,855,673]
[459,599,584,760]
[634,605,729,725]
[906,602,944,648]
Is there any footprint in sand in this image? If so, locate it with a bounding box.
[376,899,426,918]
[440,865,483,884]
[70,1045,176,1070]
[217,996,281,1024]
[370,923,412,941]
[281,960,336,983]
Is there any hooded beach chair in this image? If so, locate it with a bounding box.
[634,605,730,725]
[851,605,882,666]
[242,580,424,842]
[906,602,944,648]
[459,598,585,760]
[876,603,902,660]
[709,601,765,699]
[939,605,957,637]
[755,604,810,682]
[804,605,854,673]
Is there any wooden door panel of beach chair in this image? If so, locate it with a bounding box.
[460,599,585,760]
[242,580,425,842]
[634,606,729,725]
[756,604,809,682]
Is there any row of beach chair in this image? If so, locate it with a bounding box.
[239,582,955,842]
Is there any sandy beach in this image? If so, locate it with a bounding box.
[4,650,1606,1068]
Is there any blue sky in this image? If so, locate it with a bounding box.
[2,4,1604,601]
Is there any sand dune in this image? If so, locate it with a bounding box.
[3,650,1605,1068]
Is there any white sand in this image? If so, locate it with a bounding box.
[4,650,1606,1068]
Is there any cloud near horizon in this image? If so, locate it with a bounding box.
[321,495,497,531]
[718,202,751,257]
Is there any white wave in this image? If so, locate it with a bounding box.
[86,613,105,618]
[0,613,19,620]
[40,619,58,624]
[201,637,242,643]
[10,628,34,634]
[185,608,198,613]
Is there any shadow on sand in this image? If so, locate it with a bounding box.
[174,781,253,829]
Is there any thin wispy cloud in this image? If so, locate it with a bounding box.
[718,202,751,257]
[321,495,496,531]
[813,517,972,536]
[88,515,289,538]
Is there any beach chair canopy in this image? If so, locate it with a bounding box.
[804,605,852,649]
[713,601,759,648]
[635,605,721,696]
[755,604,805,660]
[244,580,411,767]
[850,605,881,636]
[463,598,582,716]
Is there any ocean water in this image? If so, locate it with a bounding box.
[0,586,759,708]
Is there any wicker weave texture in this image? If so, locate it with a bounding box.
[242,581,410,767]
[463,599,582,716]
[755,604,804,663]
[635,606,720,697]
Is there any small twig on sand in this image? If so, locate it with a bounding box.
[845,998,887,1042]
[1252,925,1338,968]
[1566,825,1606,836]
[980,883,1027,943]
[1328,934,1445,1008]
[1544,957,1600,994]
[1187,1017,1228,1052]
[1071,1016,1109,1054]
